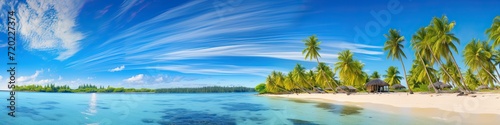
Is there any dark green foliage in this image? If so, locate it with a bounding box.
[155,86,255,93]
[254,83,267,94]
[14,84,155,93]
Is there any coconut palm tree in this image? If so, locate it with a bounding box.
[284,71,308,94]
[440,60,460,88]
[427,16,470,92]
[411,28,439,93]
[383,29,413,94]
[302,35,339,92]
[464,69,480,90]
[316,62,336,91]
[265,71,288,93]
[370,71,381,79]
[334,50,365,88]
[383,66,402,86]
[486,16,500,48]
[463,39,500,85]
[293,64,316,92]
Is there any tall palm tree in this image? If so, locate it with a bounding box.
[463,39,500,85]
[383,29,413,94]
[486,16,500,48]
[302,35,339,92]
[383,66,403,86]
[334,50,365,88]
[427,16,470,92]
[370,71,381,79]
[293,64,316,92]
[411,28,439,93]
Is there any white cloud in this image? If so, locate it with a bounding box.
[17,0,85,60]
[109,65,125,72]
[155,77,163,82]
[0,75,3,81]
[58,75,62,80]
[18,70,43,82]
[124,74,144,83]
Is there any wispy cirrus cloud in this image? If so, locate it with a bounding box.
[145,64,273,77]
[17,0,86,60]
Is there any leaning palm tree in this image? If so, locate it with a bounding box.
[440,60,460,88]
[383,66,403,86]
[284,71,308,93]
[486,16,500,48]
[383,29,413,94]
[463,39,500,85]
[464,69,480,90]
[265,71,288,93]
[411,28,439,93]
[427,16,470,92]
[293,64,316,92]
[316,62,336,91]
[302,35,339,92]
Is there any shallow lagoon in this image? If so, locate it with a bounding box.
[0,92,450,125]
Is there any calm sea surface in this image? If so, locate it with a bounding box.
[0,92,453,125]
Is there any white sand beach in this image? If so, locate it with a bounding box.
[265,93,500,115]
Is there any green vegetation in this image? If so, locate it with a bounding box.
[259,15,500,94]
[14,84,254,93]
[255,83,267,94]
[155,86,255,93]
[14,84,155,93]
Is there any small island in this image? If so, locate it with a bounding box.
[12,84,255,93]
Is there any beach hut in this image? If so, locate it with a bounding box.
[335,86,357,93]
[391,84,406,90]
[476,85,489,90]
[365,79,389,93]
[428,82,452,91]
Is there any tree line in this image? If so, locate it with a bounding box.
[258,15,500,94]
[13,84,255,93]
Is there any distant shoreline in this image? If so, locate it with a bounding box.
[262,92,500,115]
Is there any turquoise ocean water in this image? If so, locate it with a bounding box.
[0,92,455,125]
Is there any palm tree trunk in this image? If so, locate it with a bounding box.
[419,57,439,93]
[480,64,500,86]
[399,59,413,94]
[494,66,500,86]
[316,59,339,94]
[293,81,310,94]
[448,51,471,92]
[427,45,466,93]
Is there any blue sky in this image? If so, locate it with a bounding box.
[0,0,499,89]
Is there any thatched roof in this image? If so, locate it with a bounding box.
[336,85,357,92]
[477,85,489,90]
[391,84,406,89]
[428,82,452,89]
[347,86,357,90]
[365,79,389,86]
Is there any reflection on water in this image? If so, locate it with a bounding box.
[83,93,97,116]
[315,102,362,116]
